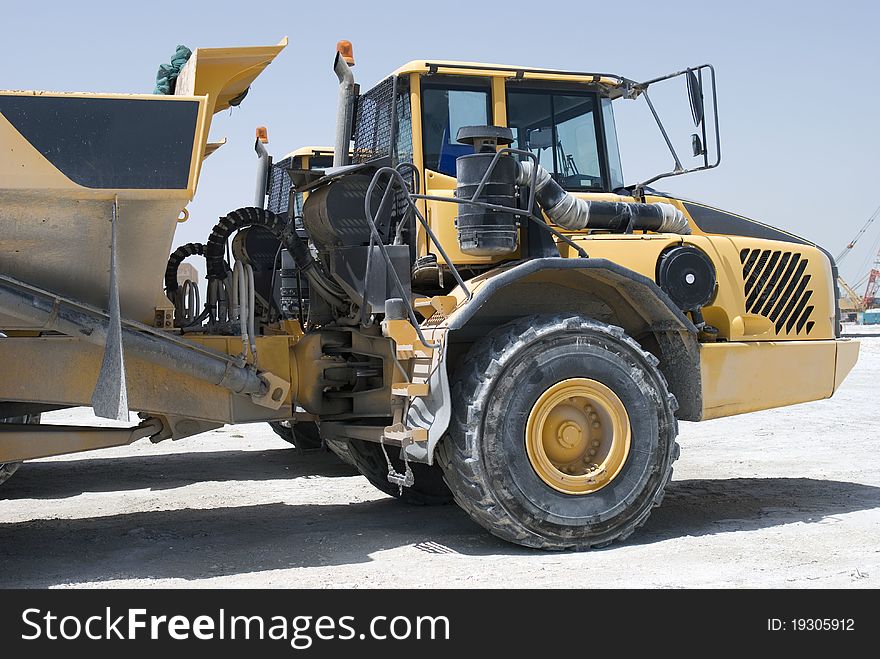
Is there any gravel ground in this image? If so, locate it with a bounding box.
[1,333,877,589]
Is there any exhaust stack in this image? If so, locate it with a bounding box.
[333,40,356,168]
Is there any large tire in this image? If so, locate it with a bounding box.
[323,438,356,468]
[347,439,453,506]
[436,315,679,550]
[268,420,356,467]
[0,462,20,487]
[0,414,40,487]
[269,420,323,450]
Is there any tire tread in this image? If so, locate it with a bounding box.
[436,314,679,550]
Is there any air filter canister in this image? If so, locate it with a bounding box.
[454,126,519,256]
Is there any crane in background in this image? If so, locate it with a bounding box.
[839,277,866,321]
[863,252,880,309]
[835,204,880,321]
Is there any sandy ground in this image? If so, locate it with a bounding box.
[1,332,878,589]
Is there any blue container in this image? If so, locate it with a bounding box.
[864,309,880,325]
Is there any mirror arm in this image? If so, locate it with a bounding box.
[631,64,721,199]
[642,88,683,172]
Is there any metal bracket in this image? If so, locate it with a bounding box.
[0,418,162,463]
[249,370,291,410]
[91,197,130,421]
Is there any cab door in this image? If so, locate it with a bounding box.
[416,76,503,265]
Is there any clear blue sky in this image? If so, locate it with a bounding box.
[4,0,878,286]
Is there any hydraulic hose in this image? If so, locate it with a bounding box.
[204,207,346,309]
[516,161,691,234]
[231,259,257,363]
[164,242,205,297]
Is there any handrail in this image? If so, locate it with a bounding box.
[360,151,592,349]
[362,167,457,349]
[412,147,589,258]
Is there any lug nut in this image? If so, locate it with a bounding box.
[591,440,600,448]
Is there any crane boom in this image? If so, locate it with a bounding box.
[836,203,880,263]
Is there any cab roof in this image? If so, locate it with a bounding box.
[391,60,632,97]
[280,145,334,160]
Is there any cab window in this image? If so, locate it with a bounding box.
[507,88,605,191]
[421,78,492,176]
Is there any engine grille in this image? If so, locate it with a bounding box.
[740,248,815,335]
[266,156,294,216]
[352,75,412,165]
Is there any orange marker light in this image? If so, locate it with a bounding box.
[256,126,269,144]
[336,40,355,66]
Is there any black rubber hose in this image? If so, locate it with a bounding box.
[164,242,205,297]
[532,175,683,232]
[535,183,671,232]
[204,207,346,308]
[516,161,690,234]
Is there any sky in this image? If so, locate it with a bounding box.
[3,0,878,288]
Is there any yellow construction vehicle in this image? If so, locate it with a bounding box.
[838,277,865,323]
[0,38,859,549]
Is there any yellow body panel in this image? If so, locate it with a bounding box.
[422,171,522,265]
[0,337,289,424]
[562,232,837,341]
[175,38,287,189]
[834,338,860,390]
[699,340,858,419]
[175,38,288,115]
[409,73,430,259]
[185,335,298,406]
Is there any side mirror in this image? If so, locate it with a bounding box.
[687,69,704,127]
[632,63,720,194]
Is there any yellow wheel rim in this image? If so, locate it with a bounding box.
[525,378,631,495]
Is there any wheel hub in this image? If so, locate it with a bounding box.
[556,421,582,449]
[525,378,631,495]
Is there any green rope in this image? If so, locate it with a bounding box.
[153,45,192,95]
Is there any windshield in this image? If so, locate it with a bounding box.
[601,98,625,190]
[507,89,604,190]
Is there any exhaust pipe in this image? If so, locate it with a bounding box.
[333,41,356,168]
[253,126,271,208]
[517,161,691,234]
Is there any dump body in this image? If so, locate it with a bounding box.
[0,40,286,327]
[0,39,292,444]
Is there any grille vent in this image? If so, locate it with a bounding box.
[266,156,293,216]
[740,248,815,335]
[352,76,412,165]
